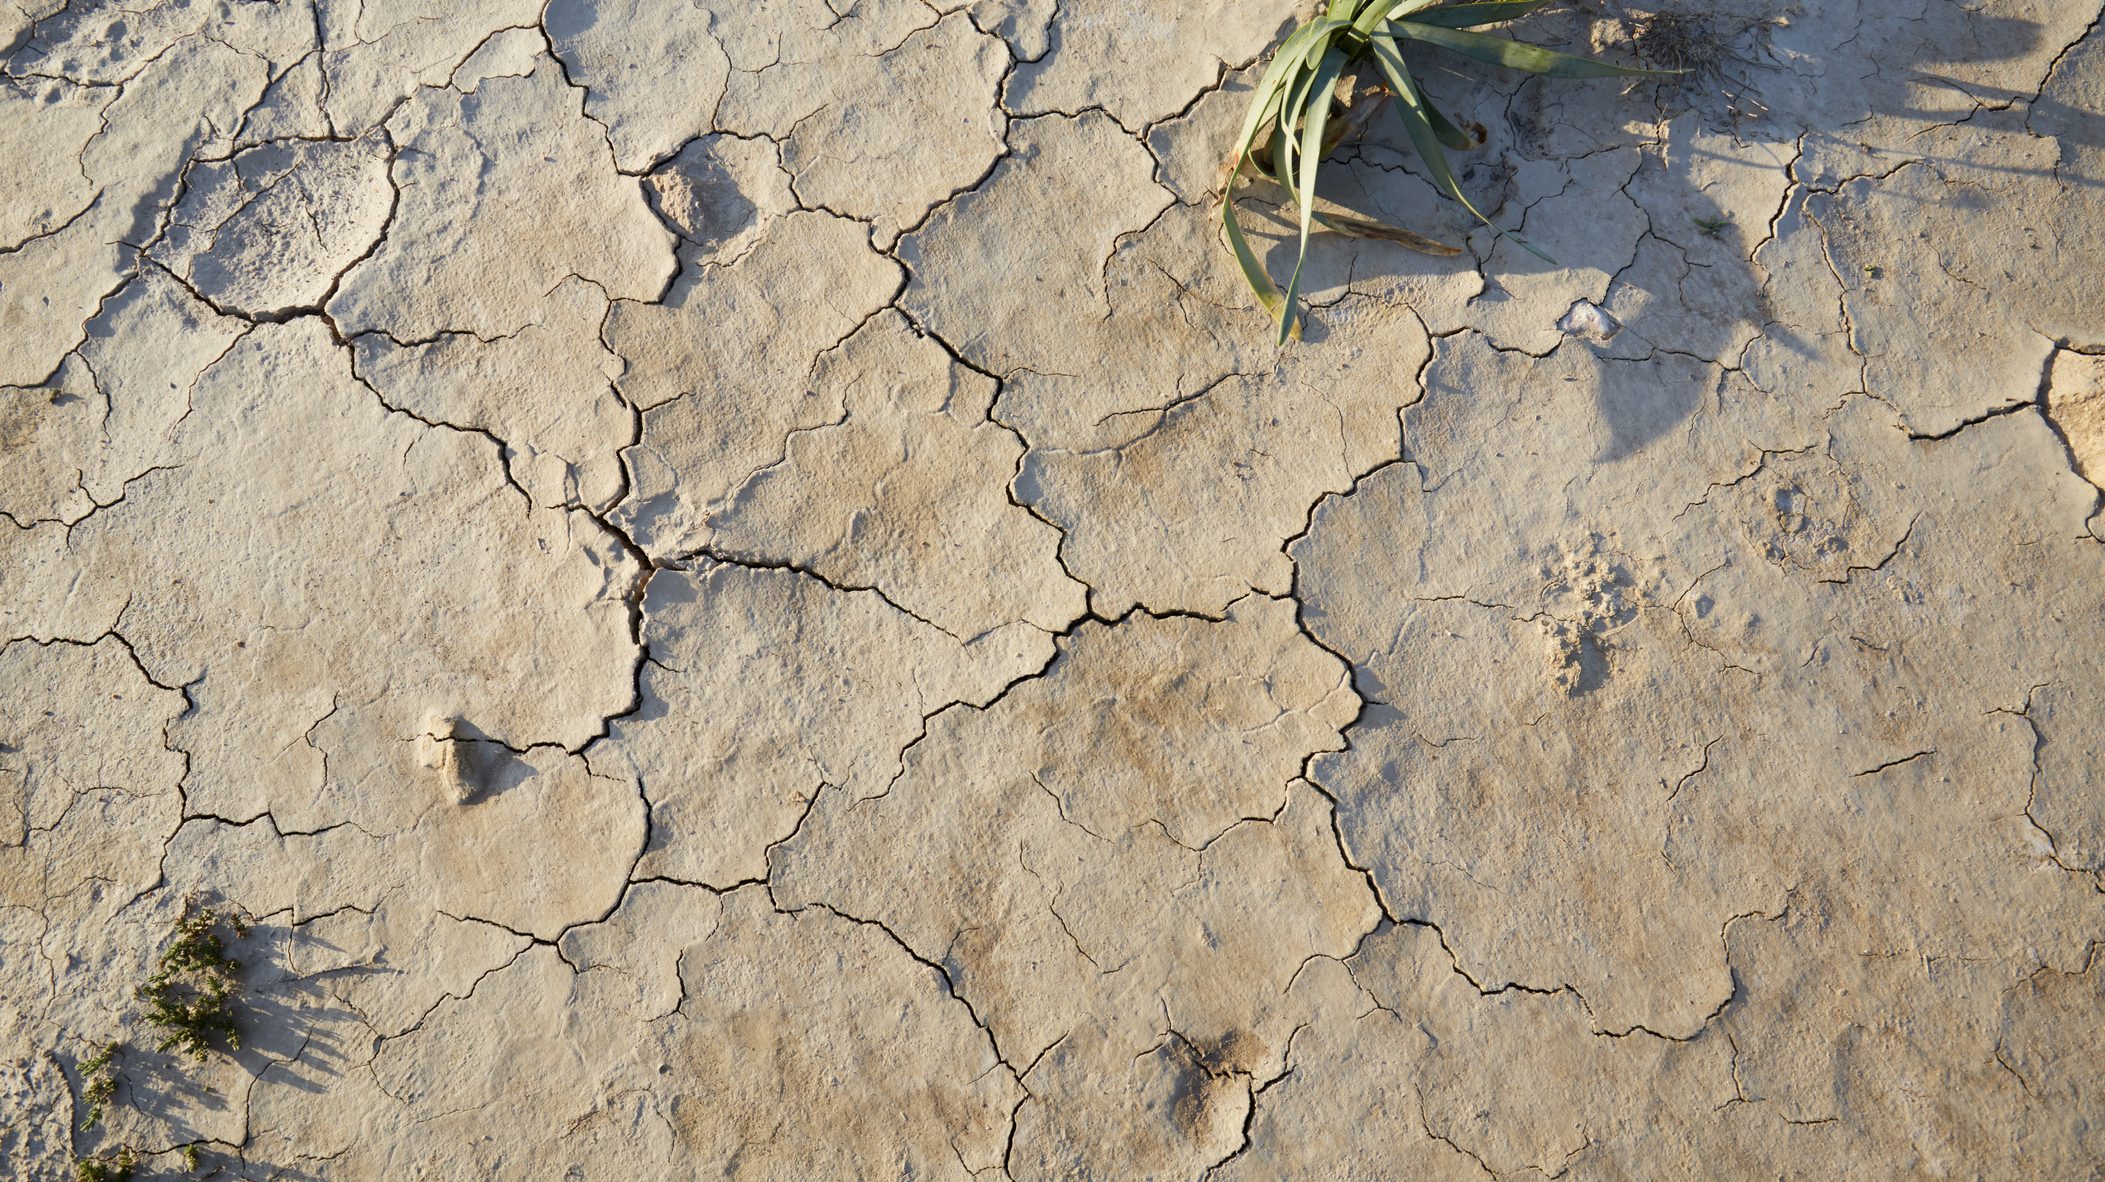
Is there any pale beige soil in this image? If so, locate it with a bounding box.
[3,1,2102,1178]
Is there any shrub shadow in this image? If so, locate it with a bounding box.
[1234,5,2053,461]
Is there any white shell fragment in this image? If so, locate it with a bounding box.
[1557,299,1622,342]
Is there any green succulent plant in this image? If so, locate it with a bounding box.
[1220,0,1672,342]
[74,1148,136,1182]
[77,1041,123,1130]
[137,903,250,1062]
[61,903,256,1182]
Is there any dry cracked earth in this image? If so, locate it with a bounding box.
[3,0,2104,1178]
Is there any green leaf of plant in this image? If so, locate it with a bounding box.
[1422,93,1485,150]
[1274,55,1326,206]
[1244,66,1301,143]
[1372,26,1559,264]
[1298,17,1353,63]
[1365,29,1478,217]
[1295,51,1350,228]
[1232,18,1345,163]
[1409,0,1557,29]
[1220,190,1287,326]
[1356,0,1440,36]
[1397,21,1677,77]
[1232,69,1292,163]
[1224,0,1642,333]
[1279,46,1352,343]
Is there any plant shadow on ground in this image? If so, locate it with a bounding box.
[1233,4,2054,462]
[80,915,372,1181]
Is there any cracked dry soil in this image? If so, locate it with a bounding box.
[4,0,2105,1178]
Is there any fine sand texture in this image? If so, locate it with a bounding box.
[4,1,2104,1178]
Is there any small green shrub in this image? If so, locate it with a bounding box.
[74,1148,136,1182]
[138,903,251,1062]
[76,1041,123,1130]
[1221,0,1671,341]
[65,902,258,1180]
